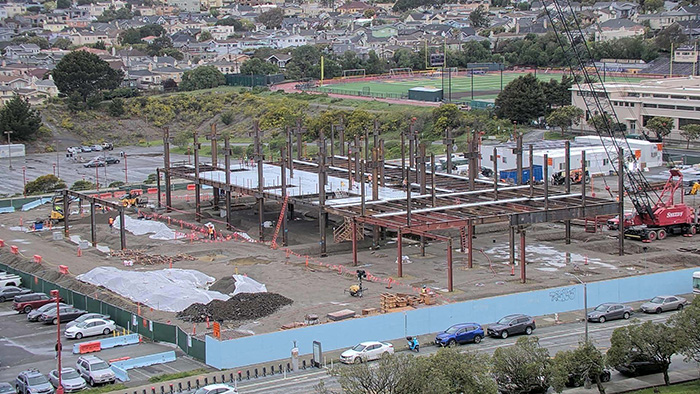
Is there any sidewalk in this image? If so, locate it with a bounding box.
[566,364,699,393]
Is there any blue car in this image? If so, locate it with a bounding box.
[435,323,484,347]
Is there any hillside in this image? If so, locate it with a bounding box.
[35,87,439,154]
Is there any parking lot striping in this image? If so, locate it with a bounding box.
[237,370,329,390]
[126,369,152,380]
[157,363,181,373]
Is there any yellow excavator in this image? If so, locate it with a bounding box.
[687,181,700,195]
[120,191,148,208]
[49,192,75,223]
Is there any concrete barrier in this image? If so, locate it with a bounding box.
[72,334,140,354]
[111,351,176,370]
[21,197,51,212]
[111,364,129,382]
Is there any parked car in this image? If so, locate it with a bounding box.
[435,323,484,347]
[0,286,32,302]
[339,341,394,364]
[587,303,634,323]
[91,145,103,152]
[564,370,611,388]
[193,384,238,394]
[0,382,14,394]
[640,295,688,314]
[487,314,536,339]
[101,142,113,151]
[27,302,69,322]
[41,306,86,325]
[67,147,81,154]
[65,318,115,339]
[15,370,54,394]
[83,159,105,168]
[614,355,666,377]
[65,313,110,330]
[104,157,120,164]
[80,146,92,153]
[13,293,61,314]
[48,368,86,393]
[0,274,21,287]
[75,356,116,386]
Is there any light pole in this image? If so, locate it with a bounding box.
[124,153,128,184]
[5,130,13,170]
[22,166,26,196]
[567,272,588,343]
[50,289,64,394]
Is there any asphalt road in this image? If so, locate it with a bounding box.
[228,310,693,394]
[0,302,210,388]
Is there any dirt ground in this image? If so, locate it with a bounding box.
[2,187,700,341]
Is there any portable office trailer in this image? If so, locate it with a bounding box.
[574,136,663,169]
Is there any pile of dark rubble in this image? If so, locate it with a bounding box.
[177,292,293,322]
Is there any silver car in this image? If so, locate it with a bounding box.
[48,368,86,393]
[75,356,115,386]
[587,303,634,323]
[65,313,110,330]
[640,295,687,314]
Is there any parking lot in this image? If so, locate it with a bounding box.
[0,146,191,196]
[0,302,212,388]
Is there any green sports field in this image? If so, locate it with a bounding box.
[317,71,650,101]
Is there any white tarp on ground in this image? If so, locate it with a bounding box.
[231,274,267,296]
[76,267,229,312]
[113,216,185,240]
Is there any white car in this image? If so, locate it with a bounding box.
[339,341,394,364]
[66,313,110,330]
[92,145,103,151]
[193,384,238,394]
[48,368,86,392]
[65,318,115,339]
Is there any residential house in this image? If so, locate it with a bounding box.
[3,4,26,18]
[635,9,697,30]
[167,0,200,13]
[68,31,111,46]
[152,66,185,83]
[266,53,291,69]
[337,1,374,14]
[276,34,308,48]
[595,18,644,41]
[203,25,236,41]
[4,44,41,61]
[126,69,163,89]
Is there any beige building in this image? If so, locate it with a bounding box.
[571,77,700,141]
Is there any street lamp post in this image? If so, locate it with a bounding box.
[22,167,26,196]
[50,289,63,394]
[124,153,128,184]
[568,273,588,343]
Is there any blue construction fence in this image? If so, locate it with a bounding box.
[205,267,698,369]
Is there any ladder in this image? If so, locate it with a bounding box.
[459,227,467,252]
[270,194,289,249]
[334,217,364,243]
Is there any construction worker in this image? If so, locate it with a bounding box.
[208,225,215,240]
[421,285,428,295]
[108,217,114,232]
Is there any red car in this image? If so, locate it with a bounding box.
[13,293,62,313]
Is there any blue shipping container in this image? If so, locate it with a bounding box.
[500,165,543,184]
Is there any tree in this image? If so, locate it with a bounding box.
[108,98,125,117]
[552,341,607,394]
[0,96,42,141]
[495,74,547,124]
[415,349,497,394]
[257,8,284,29]
[671,296,700,363]
[147,36,173,57]
[162,78,178,92]
[24,175,66,196]
[432,104,463,135]
[679,124,700,148]
[52,51,124,101]
[607,321,678,386]
[56,0,71,8]
[363,9,375,18]
[286,45,321,80]
[179,65,226,91]
[240,58,279,75]
[52,38,72,50]
[492,336,552,394]
[199,30,213,42]
[546,106,584,135]
[70,180,95,191]
[469,5,490,29]
[588,113,626,135]
[645,116,673,141]
[642,0,664,13]
[329,353,418,394]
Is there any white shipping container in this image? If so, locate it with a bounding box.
[0,143,25,159]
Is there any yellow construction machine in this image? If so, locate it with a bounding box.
[120,192,148,208]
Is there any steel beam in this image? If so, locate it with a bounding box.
[520,228,526,283]
[90,201,96,247]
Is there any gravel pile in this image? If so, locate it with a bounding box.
[177,292,293,322]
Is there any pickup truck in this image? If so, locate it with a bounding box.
[13,293,62,313]
[0,274,21,287]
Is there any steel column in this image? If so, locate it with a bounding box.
[565,141,571,244]
[509,225,515,273]
[352,217,358,266]
[493,147,498,199]
[544,154,549,212]
[397,228,403,277]
[63,189,69,237]
[516,134,523,185]
[281,147,287,246]
[89,201,96,247]
[193,131,201,222]
[163,128,172,212]
[520,228,526,283]
[225,136,232,230]
[156,168,162,208]
[467,220,473,269]
[581,151,587,207]
[447,238,453,292]
[119,207,126,250]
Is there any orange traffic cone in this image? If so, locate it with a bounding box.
[77,247,82,257]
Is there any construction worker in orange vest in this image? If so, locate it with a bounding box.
[208,225,215,240]
[108,217,114,232]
